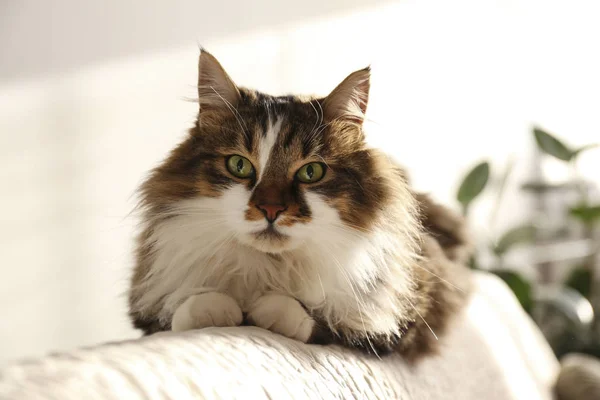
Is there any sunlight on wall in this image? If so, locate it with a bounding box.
[0,0,599,364]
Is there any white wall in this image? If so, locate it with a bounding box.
[1,0,599,365]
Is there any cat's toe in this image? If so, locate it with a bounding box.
[171,292,242,332]
[247,294,315,343]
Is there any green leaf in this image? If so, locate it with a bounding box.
[457,161,490,214]
[533,127,573,161]
[571,143,599,159]
[569,204,600,224]
[492,270,533,313]
[493,224,536,256]
[565,266,592,299]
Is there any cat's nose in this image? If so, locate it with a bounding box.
[255,204,287,223]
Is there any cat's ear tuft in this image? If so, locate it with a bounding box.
[198,49,241,113]
[322,67,370,125]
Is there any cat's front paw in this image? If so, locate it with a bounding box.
[171,292,242,332]
[247,294,315,343]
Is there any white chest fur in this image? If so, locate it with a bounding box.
[135,200,416,335]
[139,215,335,323]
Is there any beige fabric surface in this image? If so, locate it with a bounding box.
[0,273,559,400]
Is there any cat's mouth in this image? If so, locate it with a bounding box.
[254,225,288,241]
[246,225,293,253]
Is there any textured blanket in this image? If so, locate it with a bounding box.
[0,273,558,400]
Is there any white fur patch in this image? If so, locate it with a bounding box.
[257,117,282,182]
[248,294,315,343]
[172,292,243,332]
[133,180,418,340]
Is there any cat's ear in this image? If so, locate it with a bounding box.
[197,49,241,113]
[322,67,370,125]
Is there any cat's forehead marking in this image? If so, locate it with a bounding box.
[257,116,283,183]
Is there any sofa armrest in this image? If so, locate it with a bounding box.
[0,272,559,400]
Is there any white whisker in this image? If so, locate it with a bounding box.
[307,100,322,140]
[403,294,438,340]
[209,86,247,133]
[316,270,326,304]
[414,264,465,294]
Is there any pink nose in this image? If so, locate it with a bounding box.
[256,204,287,223]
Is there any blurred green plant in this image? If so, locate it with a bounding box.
[567,203,600,301]
[534,126,600,302]
[570,204,600,226]
[456,161,489,215]
[533,127,598,162]
[492,224,537,260]
[566,266,593,299]
[455,160,535,310]
[454,126,600,356]
[490,224,536,311]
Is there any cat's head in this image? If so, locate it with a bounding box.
[142,50,409,254]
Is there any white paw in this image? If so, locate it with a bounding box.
[247,294,315,343]
[171,292,242,332]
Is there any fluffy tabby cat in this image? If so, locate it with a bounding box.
[128,50,472,360]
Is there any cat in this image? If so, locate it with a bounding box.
[128,49,472,361]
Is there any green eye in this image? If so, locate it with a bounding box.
[226,155,255,178]
[296,162,325,183]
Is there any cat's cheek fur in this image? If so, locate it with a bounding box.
[221,184,264,235]
[171,292,243,332]
[273,191,339,256]
[247,294,315,343]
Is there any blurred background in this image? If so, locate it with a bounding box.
[0,0,599,366]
